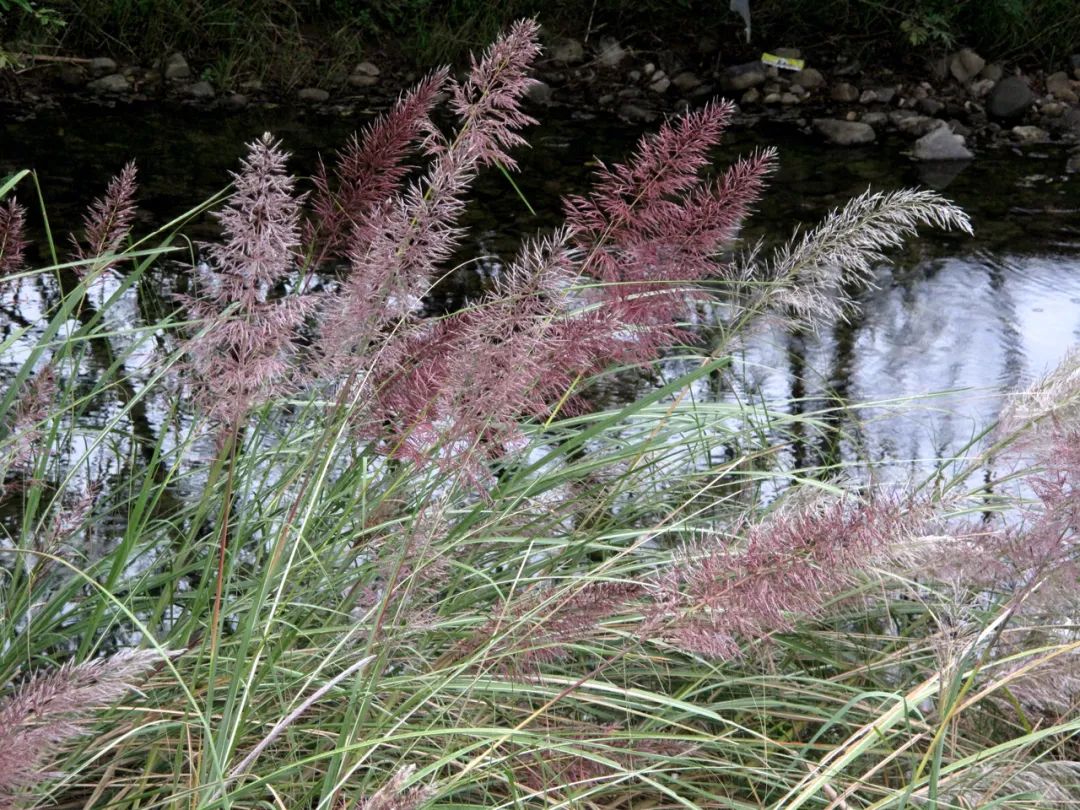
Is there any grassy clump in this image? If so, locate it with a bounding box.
[0,20,1078,810]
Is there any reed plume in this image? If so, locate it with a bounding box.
[0,649,160,808]
[185,133,310,424]
[71,161,139,267]
[0,197,28,281]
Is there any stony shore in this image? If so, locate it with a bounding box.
[5,37,1080,174]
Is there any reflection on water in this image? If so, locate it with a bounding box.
[2,102,1079,486]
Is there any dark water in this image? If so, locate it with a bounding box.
[3,101,1080,480]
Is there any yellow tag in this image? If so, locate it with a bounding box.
[761,52,805,71]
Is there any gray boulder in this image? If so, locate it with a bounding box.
[813,118,876,145]
[913,126,973,160]
[1011,125,1049,143]
[526,80,553,106]
[164,52,190,80]
[987,76,1034,119]
[672,71,702,93]
[185,80,215,100]
[721,61,766,92]
[549,38,584,65]
[596,37,627,69]
[949,48,985,83]
[298,87,330,102]
[830,82,860,103]
[88,73,129,93]
[794,67,825,89]
[1046,71,1078,103]
[89,57,117,77]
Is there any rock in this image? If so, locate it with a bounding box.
[1042,101,1067,117]
[860,87,896,105]
[348,73,378,88]
[861,111,887,126]
[297,87,329,102]
[1067,150,1080,173]
[57,65,85,88]
[1046,71,1079,103]
[353,61,380,77]
[618,86,641,98]
[643,62,656,76]
[87,73,129,93]
[830,82,860,103]
[597,93,615,105]
[185,80,215,100]
[794,67,824,89]
[526,80,553,105]
[672,71,701,93]
[968,78,995,98]
[913,126,973,160]
[813,118,876,145]
[1070,54,1080,79]
[988,77,1034,119]
[618,103,657,123]
[917,97,945,116]
[549,38,584,65]
[648,76,671,94]
[781,92,800,105]
[164,52,190,80]
[741,87,761,104]
[763,92,782,104]
[225,93,248,110]
[627,69,641,82]
[721,61,766,92]
[895,114,945,137]
[596,37,627,69]
[89,57,117,77]
[950,48,985,83]
[239,78,263,93]
[1011,125,1049,143]
[980,63,1004,82]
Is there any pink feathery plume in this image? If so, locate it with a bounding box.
[564,102,774,361]
[73,161,138,264]
[650,497,918,659]
[367,229,594,467]
[2,366,57,476]
[0,650,160,806]
[319,20,542,370]
[306,69,448,264]
[0,198,28,280]
[185,134,310,424]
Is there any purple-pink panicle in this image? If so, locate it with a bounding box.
[72,161,138,265]
[0,650,159,807]
[0,197,28,281]
[185,133,310,424]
